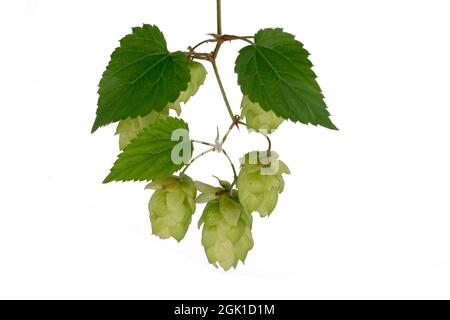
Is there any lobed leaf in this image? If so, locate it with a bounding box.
[92,24,190,132]
[235,28,337,130]
[103,117,192,183]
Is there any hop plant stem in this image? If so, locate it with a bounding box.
[182,0,264,200]
[211,60,234,121]
[261,132,272,155]
[222,149,238,188]
[181,148,215,175]
[217,0,222,35]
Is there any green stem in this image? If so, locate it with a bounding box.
[217,0,222,35]
[190,39,216,52]
[181,148,214,175]
[185,51,211,61]
[211,60,235,121]
[221,121,236,145]
[222,149,238,187]
[261,132,272,155]
[192,139,216,147]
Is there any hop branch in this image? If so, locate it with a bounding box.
[91,0,336,270]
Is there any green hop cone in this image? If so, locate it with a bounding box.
[237,151,290,217]
[197,185,254,271]
[146,175,197,242]
[241,95,284,133]
[168,61,207,115]
[116,109,168,150]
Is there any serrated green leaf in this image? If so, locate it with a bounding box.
[103,117,192,183]
[92,24,191,132]
[235,28,337,130]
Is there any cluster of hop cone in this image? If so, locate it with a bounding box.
[146,150,290,271]
[116,62,291,270]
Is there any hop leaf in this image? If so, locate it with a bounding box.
[114,61,206,149]
[198,192,254,270]
[237,151,290,217]
[116,109,169,150]
[235,28,337,130]
[241,95,284,132]
[147,175,197,242]
[103,117,192,183]
[92,24,191,132]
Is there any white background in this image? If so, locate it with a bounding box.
[0,0,449,299]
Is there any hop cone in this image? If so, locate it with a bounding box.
[237,151,290,217]
[168,61,207,115]
[116,109,168,150]
[241,95,284,132]
[146,175,197,242]
[197,186,254,271]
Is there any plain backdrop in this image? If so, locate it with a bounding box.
[0,0,449,299]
